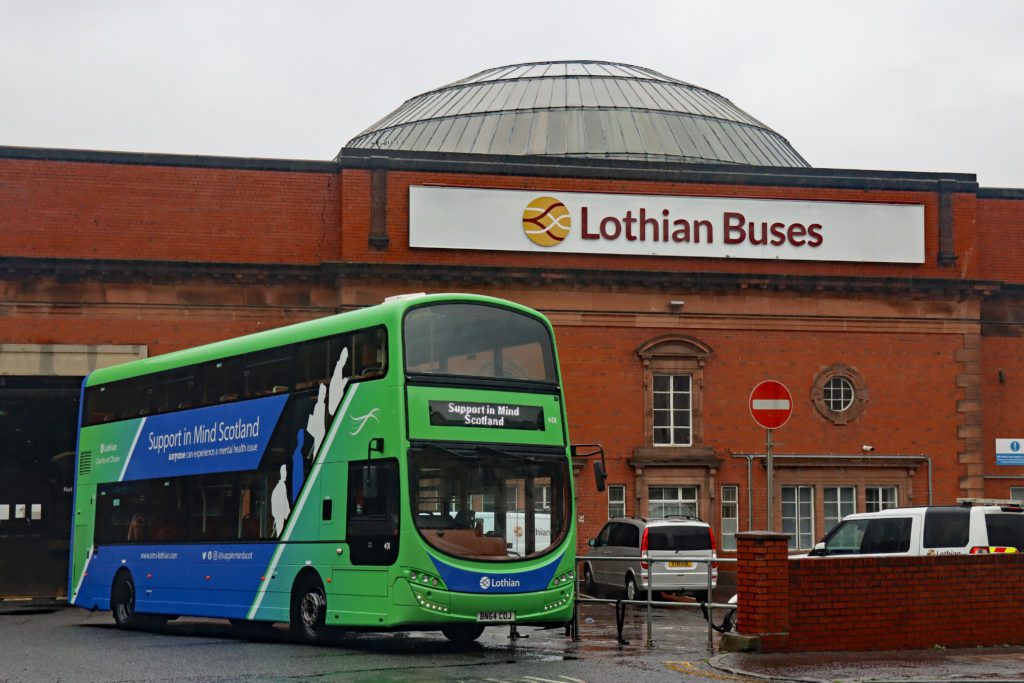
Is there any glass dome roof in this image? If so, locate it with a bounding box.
[342,60,808,167]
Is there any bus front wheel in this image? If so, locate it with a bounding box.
[441,623,485,644]
[290,575,329,644]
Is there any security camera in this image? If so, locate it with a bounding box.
[862,445,875,452]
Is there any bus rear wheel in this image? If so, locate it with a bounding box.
[290,576,329,644]
[111,572,141,629]
[112,571,166,630]
[441,623,485,644]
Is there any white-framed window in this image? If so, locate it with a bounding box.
[823,486,856,533]
[1011,487,1024,503]
[648,485,697,518]
[823,376,855,412]
[653,374,692,446]
[865,486,898,512]
[782,485,814,551]
[721,485,739,551]
[534,484,551,512]
[608,485,626,518]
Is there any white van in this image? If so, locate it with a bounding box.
[807,500,1024,558]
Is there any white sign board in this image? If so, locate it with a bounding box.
[409,186,925,263]
[996,439,1024,466]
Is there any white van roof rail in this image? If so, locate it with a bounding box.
[956,497,1023,506]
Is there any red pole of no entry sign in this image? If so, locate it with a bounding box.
[750,380,793,533]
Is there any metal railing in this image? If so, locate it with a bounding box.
[571,554,736,651]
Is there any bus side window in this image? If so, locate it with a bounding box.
[84,385,118,425]
[153,370,195,413]
[117,378,153,420]
[294,337,332,390]
[352,328,388,381]
[200,357,242,406]
[243,348,293,399]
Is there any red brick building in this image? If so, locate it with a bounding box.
[2,61,1023,597]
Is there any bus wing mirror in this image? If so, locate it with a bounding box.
[571,444,608,492]
[593,460,607,493]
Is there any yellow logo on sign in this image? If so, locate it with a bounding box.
[522,196,570,247]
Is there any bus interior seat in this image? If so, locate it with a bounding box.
[241,514,260,539]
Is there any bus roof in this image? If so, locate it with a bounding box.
[85,293,545,386]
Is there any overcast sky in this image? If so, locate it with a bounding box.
[4,1,1023,187]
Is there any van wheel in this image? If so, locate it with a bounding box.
[442,623,485,644]
[583,565,597,595]
[290,576,329,644]
[625,575,638,601]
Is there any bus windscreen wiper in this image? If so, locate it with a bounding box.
[476,445,558,463]
[422,442,480,461]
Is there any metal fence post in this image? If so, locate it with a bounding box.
[645,553,653,648]
[573,556,581,642]
[706,558,714,652]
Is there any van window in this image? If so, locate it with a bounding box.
[609,522,639,548]
[985,513,1024,548]
[822,519,867,555]
[648,526,711,551]
[923,507,969,548]
[859,517,912,554]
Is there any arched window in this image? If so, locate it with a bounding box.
[637,335,713,450]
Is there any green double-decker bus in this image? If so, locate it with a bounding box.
[69,294,577,643]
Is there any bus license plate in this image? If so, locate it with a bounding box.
[477,611,515,623]
[667,561,693,568]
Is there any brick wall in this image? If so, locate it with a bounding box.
[736,532,1024,652]
[978,197,1024,285]
[0,158,339,264]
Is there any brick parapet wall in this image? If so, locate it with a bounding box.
[736,533,1024,652]
[786,553,1024,651]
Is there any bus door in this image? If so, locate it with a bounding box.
[333,459,399,604]
[345,459,399,565]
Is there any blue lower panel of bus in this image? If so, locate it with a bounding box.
[79,544,278,619]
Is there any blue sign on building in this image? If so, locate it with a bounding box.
[995,438,1024,466]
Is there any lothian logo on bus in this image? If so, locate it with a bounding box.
[479,575,520,590]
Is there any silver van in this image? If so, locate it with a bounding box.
[808,500,1024,557]
[582,516,718,601]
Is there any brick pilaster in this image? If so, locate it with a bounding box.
[735,531,790,651]
[957,332,984,497]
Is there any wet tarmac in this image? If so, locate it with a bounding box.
[9,593,1024,681]
[712,646,1024,681]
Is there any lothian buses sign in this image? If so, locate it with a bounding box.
[409,186,925,263]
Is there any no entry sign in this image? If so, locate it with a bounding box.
[750,380,793,429]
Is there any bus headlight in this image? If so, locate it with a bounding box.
[550,571,574,588]
[406,568,445,590]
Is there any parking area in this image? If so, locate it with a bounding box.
[0,594,739,683]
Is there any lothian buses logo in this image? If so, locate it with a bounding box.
[478,575,521,590]
[522,196,571,247]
